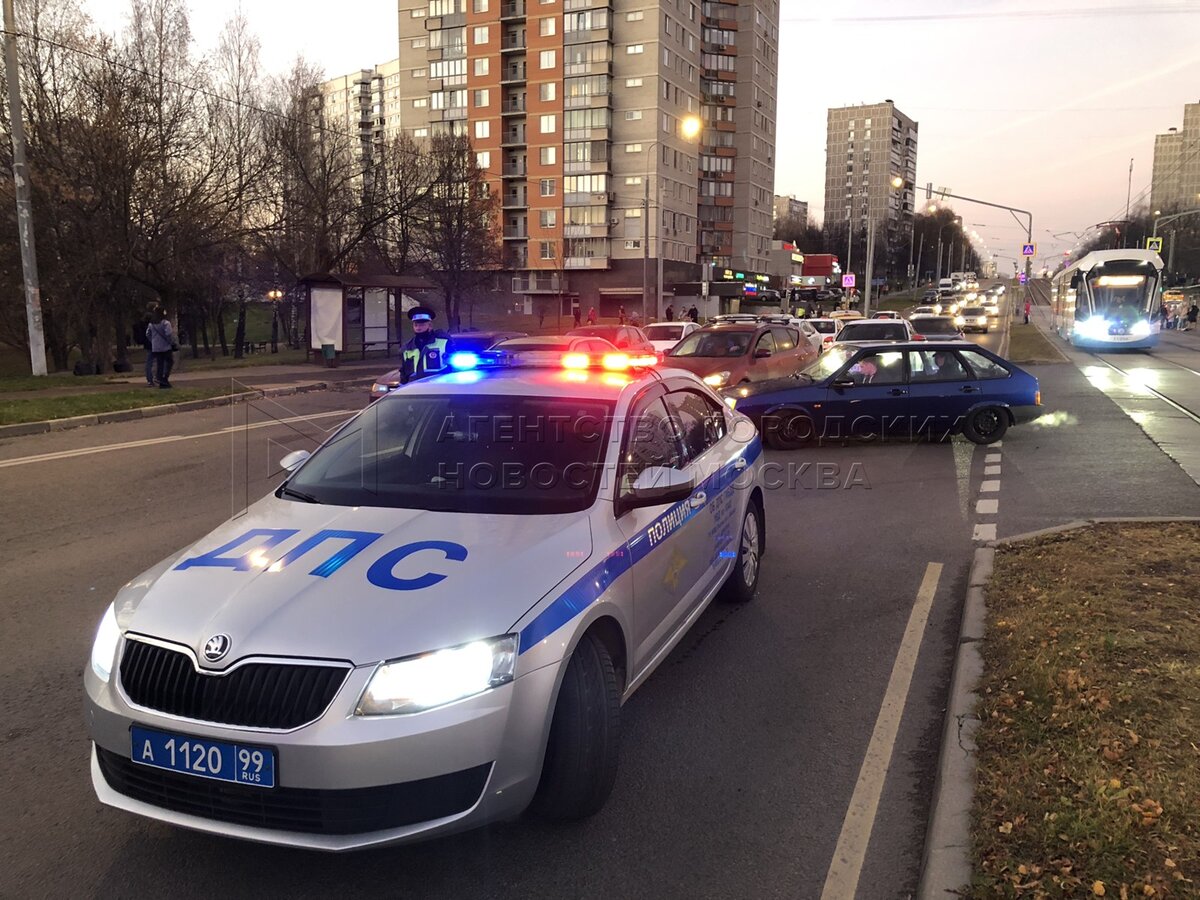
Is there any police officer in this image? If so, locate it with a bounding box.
[400,306,455,384]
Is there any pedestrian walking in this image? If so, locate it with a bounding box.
[1023,299,1031,325]
[665,305,674,322]
[586,306,597,325]
[688,305,699,323]
[618,305,626,325]
[140,307,156,385]
[1184,303,1198,333]
[572,307,581,327]
[146,306,176,388]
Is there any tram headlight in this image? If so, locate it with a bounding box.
[1131,320,1151,336]
[1076,317,1110,339]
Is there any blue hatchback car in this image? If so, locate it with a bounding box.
[723,341,1041,447]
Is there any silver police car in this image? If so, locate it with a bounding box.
[85,349,767,850]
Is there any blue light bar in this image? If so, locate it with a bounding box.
[449,352,481,370]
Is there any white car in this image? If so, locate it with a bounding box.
[84,349,768,850]
[756,315,825,355]
[806,317,844,349]
[644,321,700,354]
[833,319,919,343]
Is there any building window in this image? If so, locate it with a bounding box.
[473,88,489,107]
[625,110,643,120]
[411,38,427,48]
[413,98,428,108]
[411,7,426,15]
[539,210,557,228]
[473,26,489,44]
[540,178,556,196]
[414,127,429,137]
[540,114,556,133]
[474,58,490,76]
[540,82,556,101]
[539,17,556,35]
[626,10,643,20]
[540,49,556,69]
[473,0,488,10]
[475,120,490,139]
[476,151,491,168]
[627,44,644,54]
[411,68,427,78]
[626,77,643,87]
[625,176,642,185]
[625,240,641,249]
[625,143,642,153]
[540,146,556,164]
[540,241,556,259]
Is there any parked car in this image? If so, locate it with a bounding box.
[369,330,528,399]
[723,342,1042,448]
[871,311,901,319]
[806,317,844,349]
[566,325,657,356]
[834,319,921,343]
[911,305,942,317]
[758,316,827,356]
[909,314,966,340]
[665,322,818,388]
[644,321,700,354]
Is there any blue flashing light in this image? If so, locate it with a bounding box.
[449,351,481,370]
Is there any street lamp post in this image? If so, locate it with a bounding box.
[643,116,701,322]
[862,176,905,316]
[267,289,283,353]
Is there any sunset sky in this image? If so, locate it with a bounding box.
[84,0,1200,268]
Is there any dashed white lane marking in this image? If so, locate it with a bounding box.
[973,523,998,542]
[992,441,1003,448]
[980,480,1001,492]
[0,409,356,469]
[820,562,944,900]
[984,452,1002,464]
[984,465,1001,477]
[977,498,999,515]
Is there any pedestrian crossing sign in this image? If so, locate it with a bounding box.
[1146,237,1163,253]
[1021,243,1036,257]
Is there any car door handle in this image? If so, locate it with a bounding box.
[960,385,977,393]
[733,458,748,471]
[690,491,707,508]
[888,388,906,396]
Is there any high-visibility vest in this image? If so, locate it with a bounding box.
[402,337,450,381]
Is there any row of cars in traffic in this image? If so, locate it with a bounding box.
[84,286,1039,853]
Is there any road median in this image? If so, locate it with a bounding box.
[922,520,1200,899]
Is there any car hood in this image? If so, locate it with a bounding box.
[374,368,401,387]
[662,355,745,377]
[723,374,821,405]
[113,498,593,666]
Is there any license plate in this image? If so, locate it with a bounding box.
[131,726,276,788]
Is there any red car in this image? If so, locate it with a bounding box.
[663,322,819,389]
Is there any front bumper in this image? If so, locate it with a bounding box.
[85,654,560,850]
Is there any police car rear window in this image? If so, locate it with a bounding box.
[287,395,616,514]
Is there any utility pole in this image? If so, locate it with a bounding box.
[4,0,47,375]
[914,231,925,287]
[863,218,876,316]
[1125,158,1133,227]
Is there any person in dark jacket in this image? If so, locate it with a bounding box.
[400,306,456,385]
[140,308,156,385]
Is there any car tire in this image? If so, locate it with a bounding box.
[963,406,1009,444]
[719,496,764,604]
[764,407,815,450]
[528,631,620,823]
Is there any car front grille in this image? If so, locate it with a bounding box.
[97,748,492,835]
[118,639,349,730]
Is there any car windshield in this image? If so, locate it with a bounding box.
[286,395,615,514]
[912,318,961,335]
[669,331,752,357]
[1086,268,1159,319]
[837,323,908,341]
[802,345,856,380]
[810,321,837,333]
[645,324,684,341]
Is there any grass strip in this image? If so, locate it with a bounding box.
[1007,324,1067,363]
[971,522,1200,898]
[0,387,235,425]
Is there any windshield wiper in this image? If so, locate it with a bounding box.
[278,485,321,504]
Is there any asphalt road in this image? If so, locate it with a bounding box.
[1,302,1193,899]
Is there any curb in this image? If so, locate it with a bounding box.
[0,376,374,440]
[918,516,1200,898]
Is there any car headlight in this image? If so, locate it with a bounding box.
[1132,320,1151,336]
[954,316,966,326]
[1076,317,1109,339]
[356,634,518,716]
[704,371,731,387]
[91,603,121,682]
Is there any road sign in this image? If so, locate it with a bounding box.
[1022,243,1037,257]
[1146,237,1164,253]
[842,274,856,288]
[1019,273,1028,284]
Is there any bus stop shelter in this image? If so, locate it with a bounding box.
[302,272,436,361]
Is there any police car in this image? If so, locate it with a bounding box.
[85,349,767,850]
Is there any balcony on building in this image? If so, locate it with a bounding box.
[503,223,529,240]
[501,125,528,146]
[512,272,563,292]
[501,63,527,84]
[565,255,610,269]
[500,0,525,19]
[501,93,527,115]
[502,188,529,209]
[501,31,526,52]
[501,154,528,178]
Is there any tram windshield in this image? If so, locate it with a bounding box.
[1085,268,1159,323]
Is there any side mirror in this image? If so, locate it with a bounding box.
[754,348,772,359]
[832,377,855,389]
[626,466,695,509]
[280,449,311,472]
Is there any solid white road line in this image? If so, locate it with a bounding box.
[0,410,356,470]
[984,465,1001,477]
[976,498,999,515]
[820,562,944,900]
[980,480,1001,492]
[973,523,997,542]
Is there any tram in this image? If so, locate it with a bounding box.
[1050,249,1163,350]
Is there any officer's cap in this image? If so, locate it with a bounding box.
[408,306,436,322]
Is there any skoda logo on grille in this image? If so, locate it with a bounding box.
[203,634,232,663]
